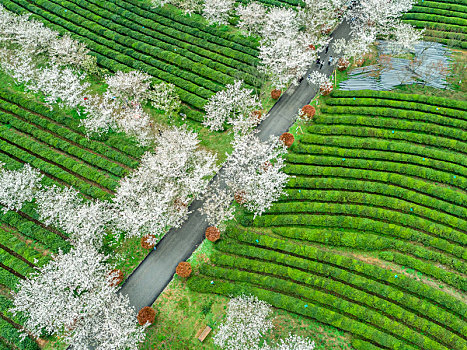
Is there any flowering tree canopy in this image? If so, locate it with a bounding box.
[214,295,273,350]
[149,82,181,118]
[151,0,203,15]
[198,179,235,230]
[35,185,112,249]
[0,163,42,213]
[10,244,147,350]
[236,2,267,36]
[113,126,218,239]
[203,80,262,133]
[224,133,289,218]
[203,0,234,25]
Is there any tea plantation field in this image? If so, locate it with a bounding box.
[0,87,146,349]
[189,90,467,350]
[403,0,467,48]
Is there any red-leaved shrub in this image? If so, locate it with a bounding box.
[205,226,221,242]
[137,307,156,326]
[280,132,294,147]
[176,262,192,278]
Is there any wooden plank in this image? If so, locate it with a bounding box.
[197,326,212,342]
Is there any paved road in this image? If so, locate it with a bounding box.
[119,20,352,312]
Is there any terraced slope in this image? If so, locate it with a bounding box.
[0,87,144,349]
[403,0,467,48]
[189,90,467,350]
[0,0,263,122]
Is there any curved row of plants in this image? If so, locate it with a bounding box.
[190,90,467,349]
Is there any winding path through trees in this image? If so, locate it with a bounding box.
[118,20,353,312]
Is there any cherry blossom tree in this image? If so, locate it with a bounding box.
[297,0,345,38]
[0,5,57,54]
[265,334,315,350]
[9,243,147,350]
[113,126,218,239]
[198,179,235,230]
[203,80,262,133]
[214,294,273,350]
[48,34,93,70]
[259,35,316,90]
[0,50,90,110]
[236,2,267,36]
[0,163,42,213]
[148,82,181,118]
[105,71,153,106]
[35,185,112,249]
[345,0,420,55]
[223,132,289,218]
[151,0,203,15]
[261,7,299,42]
[203,0,234,25]
[307,71,333,95]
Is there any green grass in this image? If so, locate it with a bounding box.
[141,239,352,350]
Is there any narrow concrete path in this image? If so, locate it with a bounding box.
[119,20,352,312]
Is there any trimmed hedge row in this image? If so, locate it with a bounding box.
[287,175,467,220]
[210,245,465,349]
[287,152,467,197]
[249,212,465,260]
[0,109,126,179]
[2,0,208,112]
[25,0,220,97]
[402,12,467,27]
[297,134,467,170]
[424,28,467,40]
[410,5,467,19]
[85,0,259,77]
[415,1,467,14]
[0,126,118,192]
[266,200,466,250]
[294,142,467,183]
[313,115,467,150]
[0,249,34,280]
[329,90,467,111]
[404,19,467,34]
[271,225,466,274]
[0,296,39,350]
[0,317,38,350]
[0,228,46,268]
[0,209,69,253]
[379,251,466,291]
[0,134,111,200]
[49,0,242,89]
[0,89,144,162]
[300,125,467,172]
[188,276,391,350]
[218,232,466,336]
[285,165,467,209]
[227,226,467,318]
[279,189,467,245]
[324,97,467,122]
[122,0,259,54]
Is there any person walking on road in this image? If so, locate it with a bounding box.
[325,45,329,54]
[328,56,333,65]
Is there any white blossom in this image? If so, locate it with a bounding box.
[198,180,235,230]
[264,334,315,350]
[389,22,424,52]
[0,163,42,213]
[0,5,57,54]
[148,82,181,118]
[203,0,234,25]
[214,295,273,350]
[236,2,267,36]
[259,34,316,90]
[203,80,262,133]
[35,185,112,249]
[113,126,218,239]
[105,71,153,106]
[224,133,289,218]
[152,0,203,15]
[48,34,90,68]
[9,244,147,350]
